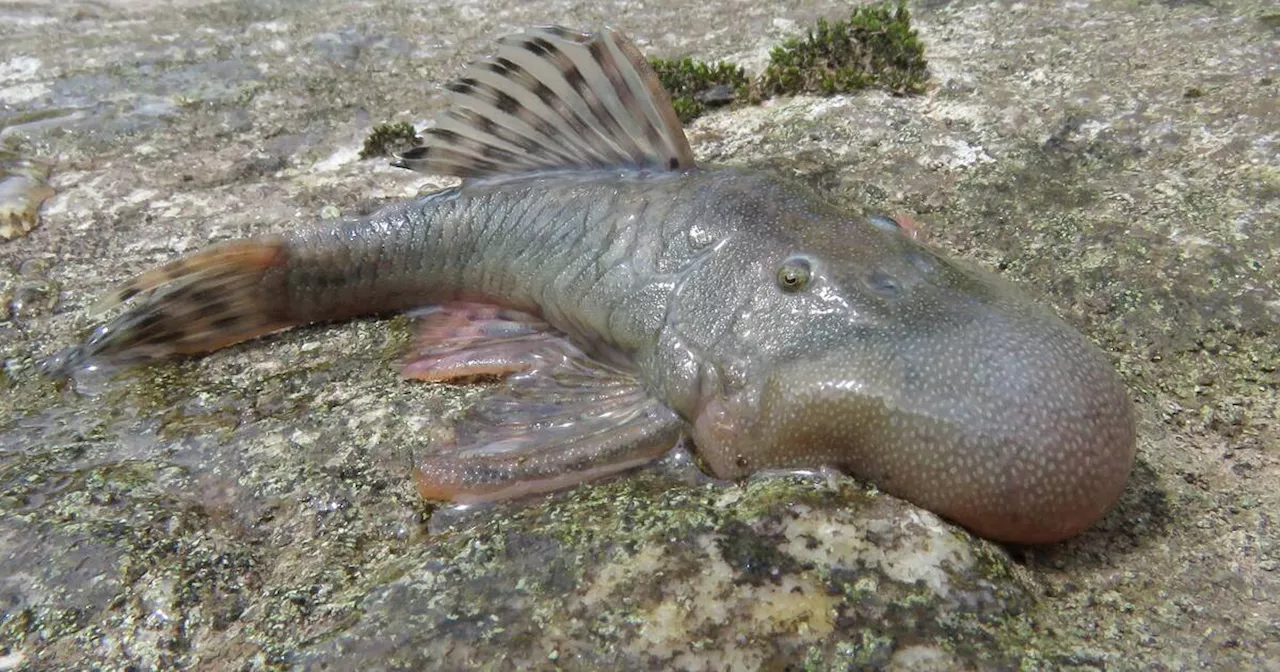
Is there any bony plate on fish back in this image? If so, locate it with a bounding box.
[45,26,1136,545]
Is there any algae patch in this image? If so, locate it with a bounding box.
[759,2,928,97]
[649,57,750,123]
[360,121,418,159]
[649,1,928,123]
[1258,10,1280,31]
[297,473,1035,669]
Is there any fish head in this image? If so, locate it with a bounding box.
[688,204,1136,544]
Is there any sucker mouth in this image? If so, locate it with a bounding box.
[689,361,768,479]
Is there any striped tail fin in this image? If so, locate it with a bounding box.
[42,238,294,377]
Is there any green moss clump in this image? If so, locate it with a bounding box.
[649,56,750,123]
[644,2,928,125]
[360,121,419,159]
[760,2,928,97]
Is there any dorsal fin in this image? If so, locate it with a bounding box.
[393,26,696,178]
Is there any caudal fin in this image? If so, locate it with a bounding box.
[42,238,294,377]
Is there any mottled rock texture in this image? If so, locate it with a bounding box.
[1,0,1277,670]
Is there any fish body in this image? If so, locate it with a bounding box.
[46,27,1136,544]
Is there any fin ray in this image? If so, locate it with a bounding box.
[401,302,561,382]
[404,302,684,503]
[394,26,696,178]
[42,238,292,377]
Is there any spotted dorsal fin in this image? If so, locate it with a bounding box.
[393,26,696,178]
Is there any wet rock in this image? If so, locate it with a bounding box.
[5,278,57,320]
[296,476,1033,670]
[0,150,54,241]
[0,0,1277,670]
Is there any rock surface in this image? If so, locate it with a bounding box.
[2,0,1278,669]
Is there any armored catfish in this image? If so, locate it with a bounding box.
[45,26,1137,544]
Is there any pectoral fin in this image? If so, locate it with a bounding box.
[404,303,683,503]
[401,302,565,382]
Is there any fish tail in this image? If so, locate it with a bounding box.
[43,237,295,376]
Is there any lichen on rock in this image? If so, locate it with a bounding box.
[0,0,1277,669]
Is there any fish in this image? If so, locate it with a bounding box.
[43,26,1137,544]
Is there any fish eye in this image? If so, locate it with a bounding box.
[776,256,812,292]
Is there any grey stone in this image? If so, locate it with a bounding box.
[1,0,1277,669]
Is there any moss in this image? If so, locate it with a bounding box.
[649,56,750,123]
[360,121,419,159]
[836,632,896,668]
[645,2,928,124]
[714,519,800,586]
[125,361,226,415]
[382,472,1033,668]
[0,108,79,131]
[379,313,416,363]
[760,2,928,97]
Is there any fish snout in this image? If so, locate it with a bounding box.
[705,310,1137,544]
[893,319,1138,543]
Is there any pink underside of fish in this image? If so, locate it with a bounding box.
[401,302,558,381]
[402,301,685,504]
